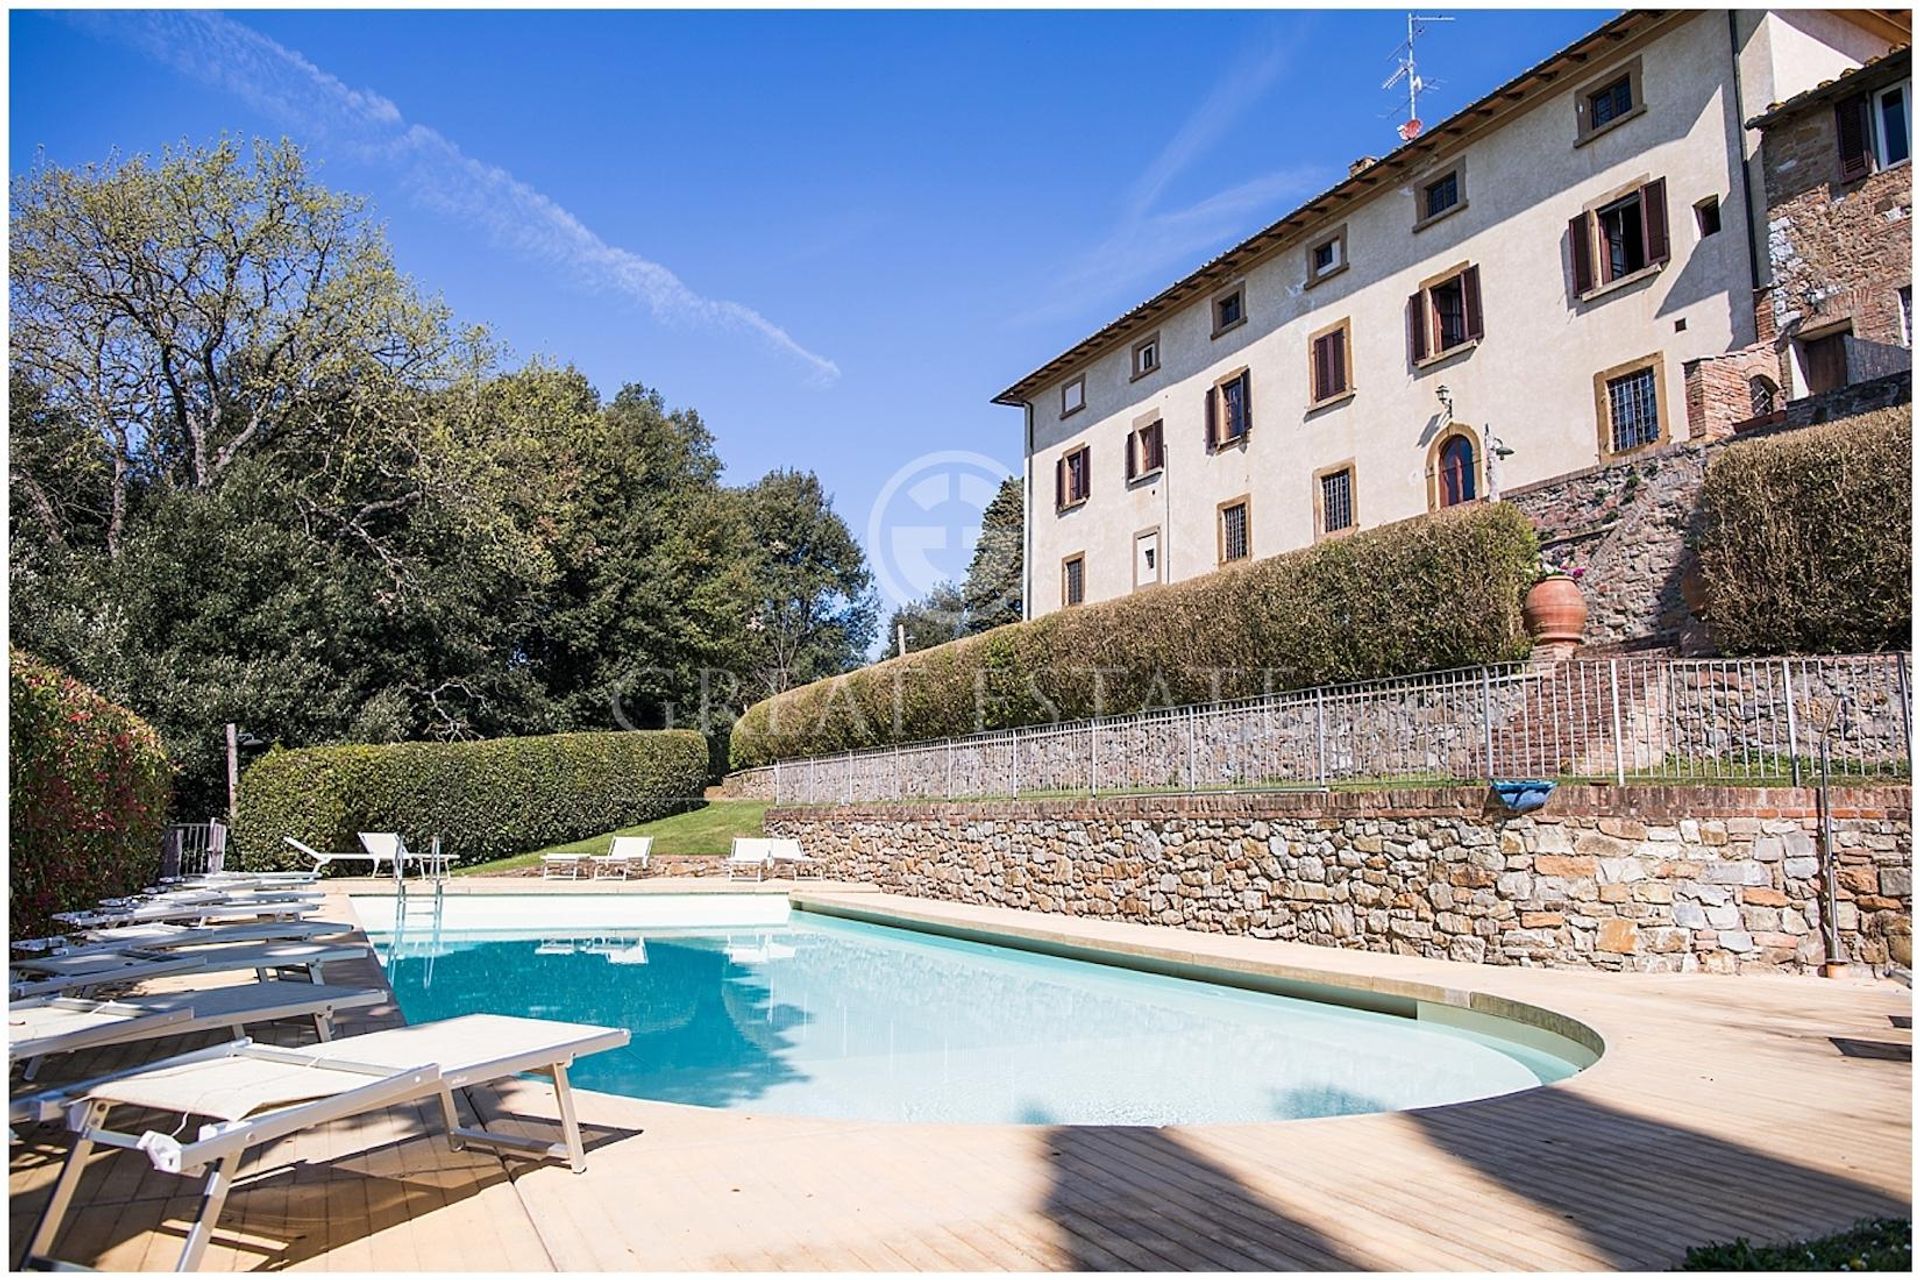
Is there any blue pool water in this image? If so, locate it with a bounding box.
[369,907,1584,1125]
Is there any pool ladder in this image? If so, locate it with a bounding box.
[388,836,448,987]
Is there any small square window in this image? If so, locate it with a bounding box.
[1318,468,1355,535]
[1133,529,1160,590]
[1218,499,1250,565]
[1060,375,1085,418]
[1695,196,1722,238]
[1062,554,1085,607]
[1306,225,1348,286]
[1131,333,1160,379]
[1588,76,1634,130]
[1213,286,1246,336]
[1424,172,1459,220]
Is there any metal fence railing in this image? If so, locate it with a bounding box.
[735,653,1912,805]
[159,820,230,879]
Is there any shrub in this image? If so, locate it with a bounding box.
[1696,407,1912,656]
[730,502,1538,767]
[9,647,173,938]
[232,729,709,869]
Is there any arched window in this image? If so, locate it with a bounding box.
[1748,375,1778,417]
[1437,433,1477,507]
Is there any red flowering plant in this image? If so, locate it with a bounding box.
[8,648,174,938]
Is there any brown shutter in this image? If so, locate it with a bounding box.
[1640,178,1670,265]
[1836,93,1873,183]
[1239,372,1252,436]
[1125,431,1138,481]
[1147,421,1162,470]
[1330,329,1347,394]
[1055,457,1065,509]
[1204,386,1218,450]
[1569,212,1594,295]
[1408,292,1429,363]
[1462,266,1484,342]
[1311,335,1330,401]
[1078,447,1089,502]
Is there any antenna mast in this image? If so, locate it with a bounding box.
[1384,12,1453,141]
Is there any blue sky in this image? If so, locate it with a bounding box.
[10,6,1609,621]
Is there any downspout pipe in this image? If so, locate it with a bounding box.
[1727,11,1766,319]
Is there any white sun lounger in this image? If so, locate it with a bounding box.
[361,832,455,877]
[7,982,386,1071]
[9,953,209,1000]
[591,836,651,879]
[767,837,825,879]
[284,835,392,876]
[80,919,353,951]
[12,938,369,999]
[18,1013,631,1271]
[726,837,772,881]
[55,895,323,932]
[542,852,587,879]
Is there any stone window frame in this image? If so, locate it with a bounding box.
[1211,282,1248,339]
[1055,443,1092,512]
[1425,424,1484,511]
[1570,174,1670,302]
[1216,494,1252,566]
[1409,260,1484,367]
[1059,373,1086,419]
[1061,552,1087,608]
[1307,317,1356,409]
[1574,55,1646,148]
[1126,413,1165,484]
[1130,330,1162,382]
[1412,157,1468,233]
[1871,78,1912,171]
[1304,223,1349,289]
[1313,460,1359,540]
[1132,525,1163,591]
[1206,365,1253,451]
[1592,352,1670,460]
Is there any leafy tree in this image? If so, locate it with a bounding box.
[738,469,879,698]
[960,475,1023,632]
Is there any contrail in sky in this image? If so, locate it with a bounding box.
[70,9,842,386]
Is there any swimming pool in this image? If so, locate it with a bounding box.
[360,894,1591,1126]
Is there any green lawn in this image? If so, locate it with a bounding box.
[1678,1218,1910,1270]
[454,798,768,876]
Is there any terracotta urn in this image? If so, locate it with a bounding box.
[1523,573,1587,646]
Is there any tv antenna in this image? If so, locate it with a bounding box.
[1384,12,1453,142]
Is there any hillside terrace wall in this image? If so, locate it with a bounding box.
[766,785,1911,976]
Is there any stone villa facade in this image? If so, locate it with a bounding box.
[996,9,1910,619]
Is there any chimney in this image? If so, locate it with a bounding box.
[1349,156,1380,178]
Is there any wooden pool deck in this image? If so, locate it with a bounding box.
[9,879,1912,1271]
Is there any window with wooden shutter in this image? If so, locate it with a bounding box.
[1411,265,1481,362]
[1837,92,1874,183]
[1127,420,1163,481]
[1579,180,1668,296]
[1057,446,1091,509]
[1569,212,1595,295]
[1309,321,1352,405]
[1640,178,1669,266]
[1209,370,1250,448]
[1055,456,1066,510]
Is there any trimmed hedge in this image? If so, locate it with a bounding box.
[731,501,1538,768]
[1696,407,1912,656]
[9,647,173,938]
[233,729,710,870]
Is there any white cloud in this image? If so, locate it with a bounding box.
[70,9,840,386]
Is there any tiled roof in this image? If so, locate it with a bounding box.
[991,10,1678,407]
[1744,45,1912,131]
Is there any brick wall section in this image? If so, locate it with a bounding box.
[766,785,1912,976]
[1761,97,1913,395]
[1683,345,1783,441]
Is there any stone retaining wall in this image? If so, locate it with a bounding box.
[765,786,1911,976]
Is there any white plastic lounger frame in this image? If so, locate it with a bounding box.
[727,837,771,881]
[12,938,368,997]
[9,952,209,1000]
[55,896,323,931]
[73,919,352,953]
[542,853,587,880]
[21,1013,631,1271]
[7,982,385,1074]
[360,832,454,877]
[767,838,825,879]
[592,836,651,879]
[284,834,391,876]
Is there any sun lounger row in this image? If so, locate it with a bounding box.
[725,837,824,881]
[542,835,651,879]
[284,832,454,877]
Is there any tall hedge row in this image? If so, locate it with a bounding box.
[730,501,1539,768]
[9,648,174,938]
[1695,406,1912,656]
[233,729,709,869]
